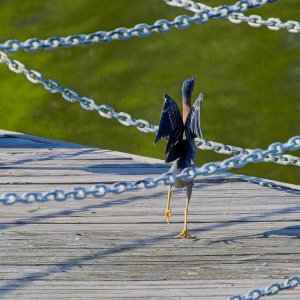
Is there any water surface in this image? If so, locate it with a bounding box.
[0,0,299,184]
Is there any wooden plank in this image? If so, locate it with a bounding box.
[0,130,299,300]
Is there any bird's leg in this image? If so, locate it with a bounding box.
[164,186,172,225]
[175,184,195,239]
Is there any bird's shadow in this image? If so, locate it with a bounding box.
[262,225,300,239]
[209,225,300,245]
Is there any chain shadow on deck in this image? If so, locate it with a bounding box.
[0,178,228,232]
[0,149,103,167]
[0,224,299,297]
[0,181,300,296]
[1,174,299,232]
[0,163,168,176]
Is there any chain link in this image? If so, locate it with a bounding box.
[0,0,281,53]
[228,13,300,32]
[0,135,299,205]
[229,275,300,300]
[0,50,158,133]
[1,4,299,299]
[165,0,300,33]
[240,175,300,195]
[195,139,300,167]
[1,50,299,165]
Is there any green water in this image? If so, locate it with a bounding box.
[0,0,299,184]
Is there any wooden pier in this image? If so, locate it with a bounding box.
[0,129,299,299]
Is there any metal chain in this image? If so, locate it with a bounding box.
[0,135,299,205]
[0,51,157,133]
[229,275,300,300]
[1,50,299,166]
[228,14,300,33]
[195,139,300,167]
[239,175,300,195]
[164,0,300,33]
[1,5,298,299]
[0,0,276,53]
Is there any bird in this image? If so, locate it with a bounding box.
[154,76,203,238]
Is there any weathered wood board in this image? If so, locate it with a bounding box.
[0,129,299,299]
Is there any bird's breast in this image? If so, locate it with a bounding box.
[174,178,194,188]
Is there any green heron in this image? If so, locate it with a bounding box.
[154,76,203,238]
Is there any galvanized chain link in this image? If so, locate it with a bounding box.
[195,139,300,167]
[229,275,300,300]
[228,14,300,33]
[240,175,300,195]
[0,0,276,53]
[0,50,157,133]
[164,0,277,10]
[0,135,299,205]
[1,50,299,166]
[1,5,298,299]
[164,0,300,33]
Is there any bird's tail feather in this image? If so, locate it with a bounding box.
[165,140,192,163]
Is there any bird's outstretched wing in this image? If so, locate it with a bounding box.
[154,93,184,154]
[185,92,204,140]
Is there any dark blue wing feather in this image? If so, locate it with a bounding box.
[154,93,184,154]
[185,92,203,140]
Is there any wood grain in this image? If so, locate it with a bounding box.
[0,130,299,299]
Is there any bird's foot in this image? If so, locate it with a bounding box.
[175,229,195,239]
[164,209,171,225]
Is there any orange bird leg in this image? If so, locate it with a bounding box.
[175,184,195,239]
[164,186,172,225]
